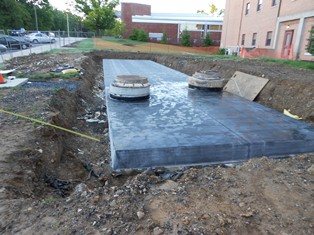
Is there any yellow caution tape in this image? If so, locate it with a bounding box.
[0,109,100,142]
[283,109,302,120]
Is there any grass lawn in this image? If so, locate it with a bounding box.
[260,58,314,70]
[102,37,146,45]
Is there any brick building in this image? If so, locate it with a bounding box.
[121,2,223,45]
[221,0,314,60]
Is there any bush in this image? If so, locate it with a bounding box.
[129,29,139,40]
[161,32,167,44]
[203,33,213,47]
[180,29,191,47]
[307,28,314,54]
[137,29,148,42]
[217,48,226,55]
[129,29,148,42]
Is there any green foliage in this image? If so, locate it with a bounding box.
[129,29,139,40]
[137,29,148,42]
[129,29,148,42]
[106,21,126,37]
[217,48,226,55]
[180,29,191,47]
[307,28,314,55]
[102,37,145,45]
[260,58,314,70]
[75,0,118,35]
[203,33,212,47]
[161,32,167,44]
[0,0,82,32]
[17,72,80,80]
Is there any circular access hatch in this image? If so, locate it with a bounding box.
[109,75,150,101]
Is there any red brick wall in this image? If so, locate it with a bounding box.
[121,3,152,37]
[133,23,178,39]
[121,2,221,46]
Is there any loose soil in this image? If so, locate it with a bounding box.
[0,49,313,235]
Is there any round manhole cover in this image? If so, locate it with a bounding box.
[109,75,150,101]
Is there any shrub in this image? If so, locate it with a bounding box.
[180,29,191,47]
[129,29,139,40]
[203,33,213,47]
[137,29,148,42]
[307,28,314,55]
[161,32,167,44]
[217,48,226,55]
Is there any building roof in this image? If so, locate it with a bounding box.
[132,13,223,25]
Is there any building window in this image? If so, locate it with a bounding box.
[241,34,245,45]
[252,33,257,46]
[272,0,277,6]
[265,31,272,46]
[257,0,263,11]
[245,2,250,15]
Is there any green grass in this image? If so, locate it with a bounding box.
[75,38,94,48]
[260,57,314,70]
[16,72,80,80]
[102,37,146,45]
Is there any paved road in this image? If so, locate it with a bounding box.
[0,37,86,64]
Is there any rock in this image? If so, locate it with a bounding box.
[115,190,124,195]
[74,183,89,193]
[109,200,117,207]
[137,211,145,220]
[239,202,245,207]
[182,216,190,225]
[158,180,179,191]
[307,165,314,175]
[153,227,164,235]
[240,211,254,218]
[86,118,100,123]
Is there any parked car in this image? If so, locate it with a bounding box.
[0,35,31,50]
[10,28,26,36]
[25,33,56,44]
[0,44,7,53]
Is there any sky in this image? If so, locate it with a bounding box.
[49,0,226,14]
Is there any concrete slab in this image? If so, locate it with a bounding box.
[103,59,314,171]
[223,71,269,101]
[0,78,28,88]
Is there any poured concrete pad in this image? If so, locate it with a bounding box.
[223,71,269,101]
[103,60,314,171]
[0,78,28,88]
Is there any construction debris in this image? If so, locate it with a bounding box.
[223,71,269,101]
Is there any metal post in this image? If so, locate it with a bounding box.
[67,13,70,38]
[34,6,38,31]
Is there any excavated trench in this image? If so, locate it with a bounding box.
[4,51,313,200]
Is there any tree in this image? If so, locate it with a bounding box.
[106,21,126,37]
[203,33,212,46]
[0,0,32,29]
[180,29,191,47]
[74,0,119,35]
[161,32,167,44]
[209,3,218,16]
[307,28,314,55]
[197,2,223,16]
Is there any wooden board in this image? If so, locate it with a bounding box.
[223,71,269,101]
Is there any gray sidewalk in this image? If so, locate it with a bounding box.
[0,37,86,64]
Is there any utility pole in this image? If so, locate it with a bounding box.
[34,6,38,31]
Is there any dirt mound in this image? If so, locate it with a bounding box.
[0,50,313,234]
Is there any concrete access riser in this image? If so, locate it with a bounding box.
[103,59,314,171]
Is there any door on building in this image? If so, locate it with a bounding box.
[281,30,294,59]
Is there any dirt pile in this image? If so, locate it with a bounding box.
[0,50,313,234]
